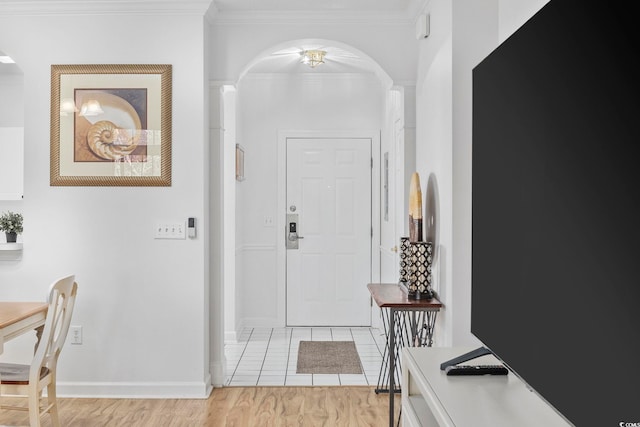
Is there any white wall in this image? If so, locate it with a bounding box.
[450,0,499,347]
[415,0,454,347]
[0,4,211,397]
[499,0,551,42]
[233,73,383,330]
[415,0,550,346]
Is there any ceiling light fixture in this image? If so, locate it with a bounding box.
[301,50,327,68]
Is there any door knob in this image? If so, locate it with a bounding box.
[391,245,398,253]
[288,232,304,241]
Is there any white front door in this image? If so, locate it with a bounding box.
[286,137,372,326]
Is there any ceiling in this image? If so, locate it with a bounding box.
[213,0,421,76]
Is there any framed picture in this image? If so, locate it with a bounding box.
[50,64,172,186]
[236,144,245,181]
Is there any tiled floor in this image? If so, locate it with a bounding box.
[225,327,386,387]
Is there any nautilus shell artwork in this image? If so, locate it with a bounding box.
[87,120,139,160]
[78,91,144,161]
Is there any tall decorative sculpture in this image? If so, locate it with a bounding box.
[401,172,434,300]
[409,172,423,243]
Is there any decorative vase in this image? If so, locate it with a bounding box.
[402,240,434,300]
[399,237,411,286]
[5,232,17,243]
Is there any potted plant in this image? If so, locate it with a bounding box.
[0,211,23,243]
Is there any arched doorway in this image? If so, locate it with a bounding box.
[215,38,407,386]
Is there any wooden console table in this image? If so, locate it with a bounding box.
[367,283,443,427]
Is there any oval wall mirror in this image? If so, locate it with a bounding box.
[0,49,24,200]
[425,173,439,262]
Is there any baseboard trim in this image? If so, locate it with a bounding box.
[210,360,226,387]
[56,378,213,399]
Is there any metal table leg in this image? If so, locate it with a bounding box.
[389,307,396,427]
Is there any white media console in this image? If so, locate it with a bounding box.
[401,347,572,426]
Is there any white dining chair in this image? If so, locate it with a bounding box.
[0,274,78,427]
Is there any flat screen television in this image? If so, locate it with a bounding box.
[471,0,640,425]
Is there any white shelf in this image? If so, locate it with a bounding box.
[0,242,23,260]
[0,243,22,251]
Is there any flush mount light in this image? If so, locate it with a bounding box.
[300,50,327,68]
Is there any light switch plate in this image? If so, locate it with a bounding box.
[154,221,186,239]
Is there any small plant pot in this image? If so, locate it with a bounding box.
[5,232,17,243]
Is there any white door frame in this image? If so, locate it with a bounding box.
[276,130,381,327]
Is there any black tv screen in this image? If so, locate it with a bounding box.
[472,0,640,425]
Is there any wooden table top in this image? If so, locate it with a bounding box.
[367,283,443,309]
[0,302,48,329]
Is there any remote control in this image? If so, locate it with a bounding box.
[445,364,508,376]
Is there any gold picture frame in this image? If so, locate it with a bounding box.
[50,64,172,186]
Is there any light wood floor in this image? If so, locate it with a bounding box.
[0,386,401,426]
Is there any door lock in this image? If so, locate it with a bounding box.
[286,213,304,249]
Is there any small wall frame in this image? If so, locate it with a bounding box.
[236,144,245,181]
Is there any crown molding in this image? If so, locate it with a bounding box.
[211,9,414,26]
[0,0,213,16]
